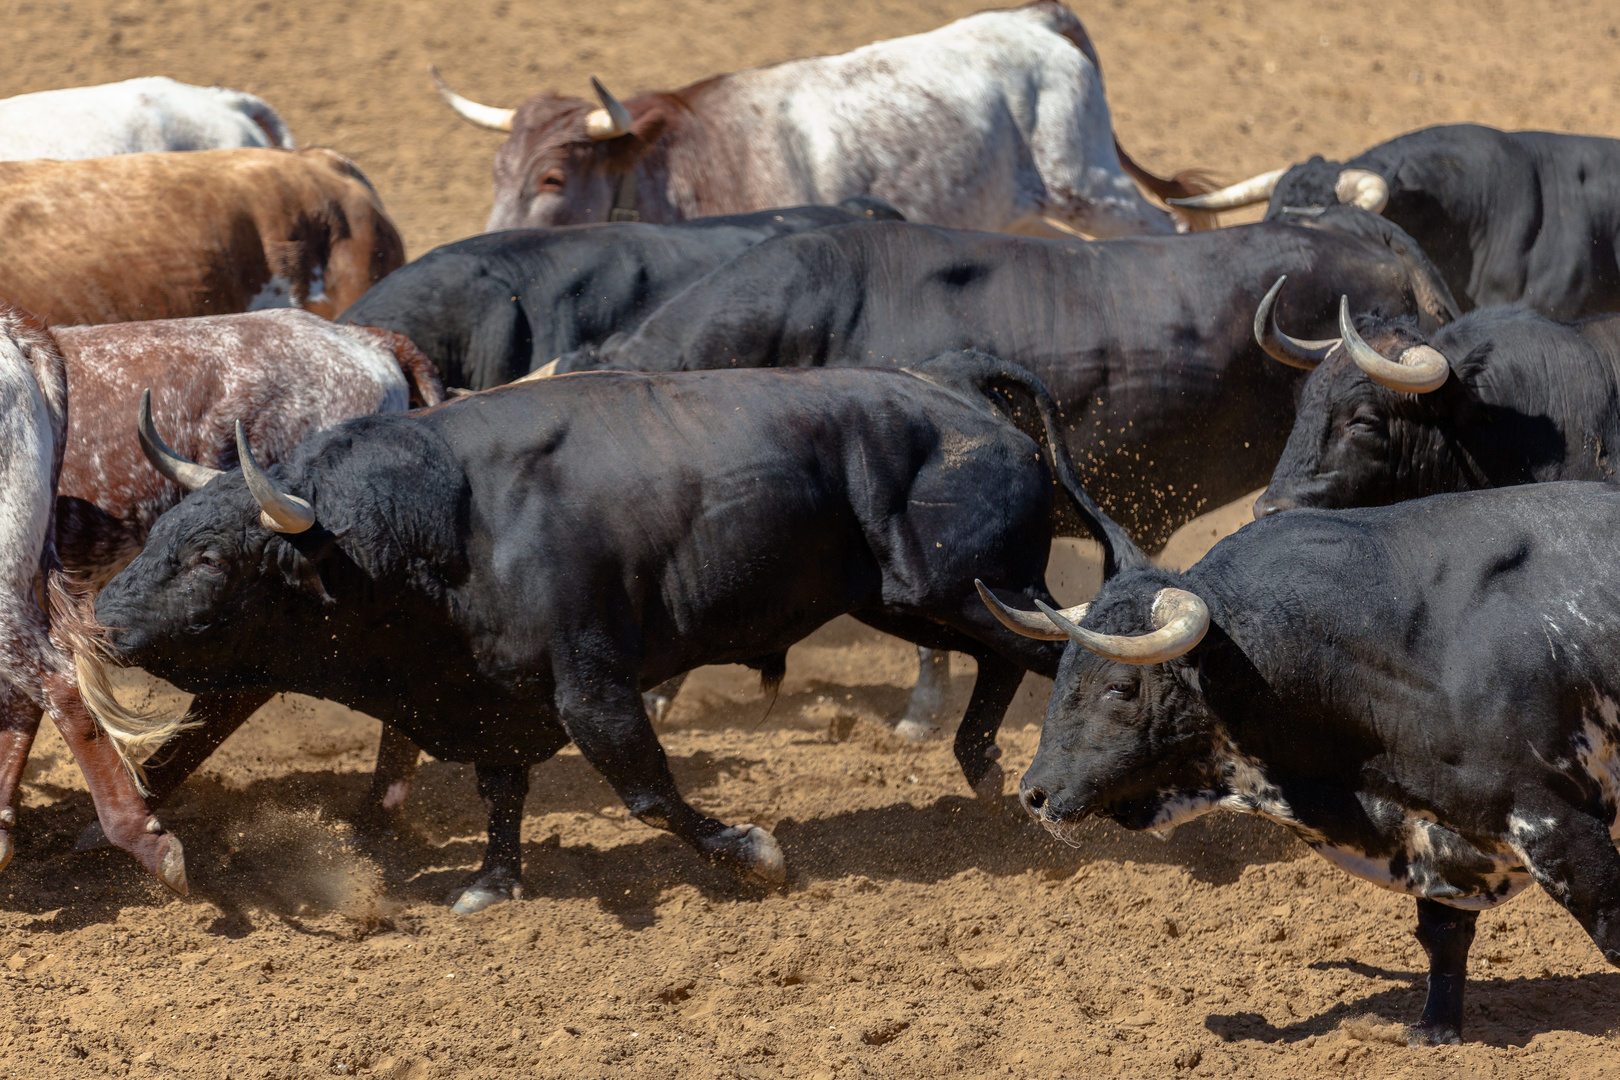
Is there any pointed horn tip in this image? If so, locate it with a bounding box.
[138,388,222,492]
[235,420,316,534]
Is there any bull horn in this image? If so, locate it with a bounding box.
[1034,588,1209,665]
[1337,296,1450,394]
[1166,167,1286,211]
[975,580,1089,641]
[1335,168,1389,213]
[584,76,633,140]
[138,389,222,492]
[429,66,516,132]
[1254,276,1340,370]
[235,421,315,534]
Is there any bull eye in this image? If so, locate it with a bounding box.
[1344,409,1386,437]
[1104,680,1137,701]
[187,551,226,575]
[535,168,566,194]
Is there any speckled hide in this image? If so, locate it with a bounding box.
[470,3,1201,236]
[0,148,404,324]
[53,308,443,589]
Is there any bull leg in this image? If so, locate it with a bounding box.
[1513,806,1620,967]
[362,723,422,831]
[895,648,950,743]
[41,672,185,894]
[0,685,41,873]
[74,689,273,852]
[556,682,785,886]
[446,764,532,914]
[951,653,1027,813]
[1410,898,1478,1045]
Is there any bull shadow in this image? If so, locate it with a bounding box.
[1205,967,1620,1047]
[2,746,1307,932]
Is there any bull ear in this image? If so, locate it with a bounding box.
[275,529,344,605]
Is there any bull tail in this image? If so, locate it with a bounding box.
[914,351,1147,578]
[349,326,448,407]
[1040,2,1218,231]
[49,568,196,794]
[224,89,297,150]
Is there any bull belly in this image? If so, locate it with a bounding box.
[1307,841,1531,911]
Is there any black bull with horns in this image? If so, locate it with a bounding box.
[96,352,1121,911]
[978,480,1620,1045]
[1172,124,1620,319]
[1252,287,1620,516]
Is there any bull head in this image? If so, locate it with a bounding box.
[977,581,1209,664]
[431,68,633,141]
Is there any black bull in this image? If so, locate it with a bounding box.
[982,481,1620,1044]
[1257,303,1620,515]
[336,198,902,391]
[1260,125,1620,319]
[96,354,1118,910]
[554,208,1458,549]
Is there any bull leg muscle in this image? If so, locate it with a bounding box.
[41,672,186,894]
[366,723,422,823]
[952,653,1026,813]
[895,648,950,743]
[0,685,40,873]
[1411,898,1478,1045]
[555,682,785,886]
[1514,807,1620,968]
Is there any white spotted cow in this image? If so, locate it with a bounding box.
[434,2,1211,236]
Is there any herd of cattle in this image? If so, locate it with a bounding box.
[5,0,1620,1049]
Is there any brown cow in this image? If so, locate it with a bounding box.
[0,148,404,324]
[4,309,444,877]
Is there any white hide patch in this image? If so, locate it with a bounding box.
[247,274,297,311]
[1574,695,1620,839]
[1139,736,1532,910]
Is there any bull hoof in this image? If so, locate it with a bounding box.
[643,693,675,725]
[894,718,941,743]
[720,823,786,886]
[157,834,189,896]
[75,819,113,852]
[447,868,523,914]
[0,830,11,874]
[972,761,1006,813]
[1407,1024,1461,1047]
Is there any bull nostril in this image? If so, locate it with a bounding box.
[1024,788,1047,810]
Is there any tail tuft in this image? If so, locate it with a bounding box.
[48,569,196,793]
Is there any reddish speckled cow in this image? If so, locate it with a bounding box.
[0,305,187,890]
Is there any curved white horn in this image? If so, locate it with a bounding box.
[1167,167,1287,212]
[1335,168,1389,213]
[1254,276,1340,370]
[138,389,223,492]
[1034,588,1209,665]
[1337,296,1450,394]
[584,76,633,140]
[430,66,515,132]
[975,580,1089,641]
[235,421,315,534]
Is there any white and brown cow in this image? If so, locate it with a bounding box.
[435,2,1209,236]
[0,305,187,890]
[0,148,404,325]
[0,76,296,161]
[38,309,445,851]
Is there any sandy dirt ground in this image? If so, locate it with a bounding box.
[5,1,1620,1078]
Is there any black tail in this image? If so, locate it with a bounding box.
[906,350,1148,578]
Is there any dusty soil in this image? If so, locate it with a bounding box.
[5,1,1620,1078]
